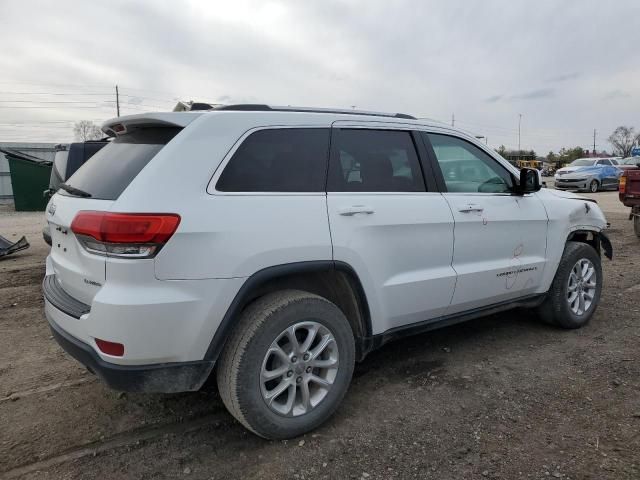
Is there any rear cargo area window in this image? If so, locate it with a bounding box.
[216,128,330,192]
[62,127,181,200]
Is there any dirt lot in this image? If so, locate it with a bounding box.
[1,190,639,480]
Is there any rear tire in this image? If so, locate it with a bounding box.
[589,179,599,193]
[216,290,355,439]
[537,241,602,329]
[634,215,640,238]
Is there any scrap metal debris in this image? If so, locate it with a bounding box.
[0,234,29,258]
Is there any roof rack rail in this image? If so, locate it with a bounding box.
[212,104,417,120]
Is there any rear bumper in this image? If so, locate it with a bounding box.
[43,273,216,392]
[47,314,213,393]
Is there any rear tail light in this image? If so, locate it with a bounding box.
[71,211,180,258]
[619,174,627,194]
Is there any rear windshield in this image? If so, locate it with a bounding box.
[62,127,181,200]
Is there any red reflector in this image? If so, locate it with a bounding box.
[95,338,125,356]
[71,212,180,244]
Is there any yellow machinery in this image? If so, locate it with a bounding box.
[516,159,542,169]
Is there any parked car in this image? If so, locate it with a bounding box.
[554,157,622,192]
[617,156,640,171]
[42,140,108,245]
[43,105,612,439]
[619,168,640,237]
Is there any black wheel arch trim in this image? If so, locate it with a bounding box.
[598,231,613,260]
[566,229,613,260]
[203,260,372,362]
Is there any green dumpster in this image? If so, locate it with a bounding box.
[3,150,52,211]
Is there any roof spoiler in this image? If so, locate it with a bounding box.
[101,112,203,137]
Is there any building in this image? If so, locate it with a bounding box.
[0,142,57,204]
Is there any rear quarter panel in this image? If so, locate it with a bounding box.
[112,113,334,280]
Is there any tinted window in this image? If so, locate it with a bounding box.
[216,128,329,192]
[63,128,181,200]
[610,159,619,165]
[66,142,108,180]
[597,159,612,165]
[328,129,425,192]
[50,150,69,189]
[427,133,513,193]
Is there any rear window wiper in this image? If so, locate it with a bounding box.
[59,183,92,198]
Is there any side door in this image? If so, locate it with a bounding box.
[422,132,548,314]
[596,159,619,189]
[326,124,457,334]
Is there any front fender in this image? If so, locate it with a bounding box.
[534,189,609,293]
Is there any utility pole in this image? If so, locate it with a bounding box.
[451,113,455,127]
[593,129,597,155]
[115,85,120,117]
[518,113,522,157]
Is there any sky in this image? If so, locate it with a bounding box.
[1,0,639,154]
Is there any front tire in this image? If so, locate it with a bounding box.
[634,214,640,238]
[216,290,355,439]
[589,179,599,193]
[537,241,602,329]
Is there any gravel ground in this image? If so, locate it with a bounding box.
[1,188,639,480]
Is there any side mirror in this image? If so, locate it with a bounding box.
[516,168,541,194]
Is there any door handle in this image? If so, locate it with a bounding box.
[338,205,375,216]
[458,204,484,213]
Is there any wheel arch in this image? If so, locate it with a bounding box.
[566,228,612,260]
[204,261,372,363]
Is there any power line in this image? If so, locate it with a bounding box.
[0,91,114,96]
[0,105,110,109]
[0,100,109,104]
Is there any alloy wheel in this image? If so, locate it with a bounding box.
[260,321,339,417]
[566,258,597,316]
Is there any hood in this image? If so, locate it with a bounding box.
[556,165,596,175]
[558,166,603,178]
[556,166,583,175]
[546,189,593,202]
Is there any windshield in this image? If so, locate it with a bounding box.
[62,127,181,200]
[569,159,594,167]
[623,157,640,165]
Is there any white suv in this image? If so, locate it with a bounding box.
[43,105,612,439]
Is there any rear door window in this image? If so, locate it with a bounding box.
[327,129,426,192]
[62,127,181,200]
[216,128,330,192]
